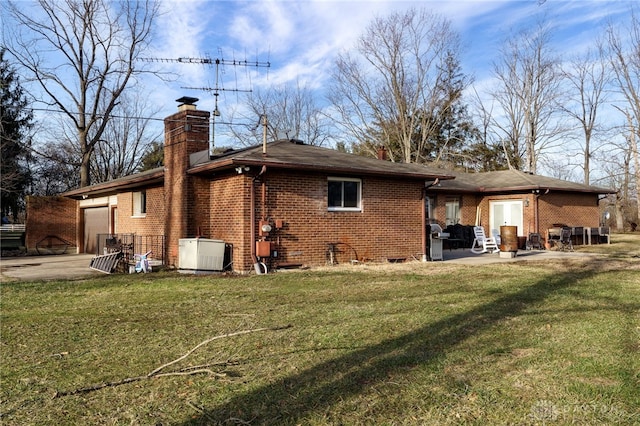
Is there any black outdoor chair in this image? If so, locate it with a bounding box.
[526,233,544,250]
[556,227,574,252]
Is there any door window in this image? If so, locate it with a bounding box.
[490,200,524,235]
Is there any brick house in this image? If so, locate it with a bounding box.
[25,100,614,270]
[28,100,452,271]
[425,169,614,247]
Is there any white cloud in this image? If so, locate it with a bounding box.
[147,0,637,140]
[152,0,223,84]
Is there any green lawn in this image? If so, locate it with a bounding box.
[1,239,639,425]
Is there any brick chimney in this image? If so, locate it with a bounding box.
[164,97,210,266]
[377,146,388,161]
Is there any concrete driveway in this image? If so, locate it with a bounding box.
[0,254,101,282]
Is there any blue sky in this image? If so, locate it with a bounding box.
[4,0,636,180]
[148,0,634,122]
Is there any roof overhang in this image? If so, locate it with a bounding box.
[429,184,615,195]
[427,169,615,195]
[187,157,453,181]
[63,168,164,199]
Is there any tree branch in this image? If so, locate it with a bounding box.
[53,324,292,398]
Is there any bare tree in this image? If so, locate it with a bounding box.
[5,0,160,187]
[561,46,609,184]
[328,8,465,163]
[606,10,640,224]
[90,92,162,182]
[229,81,333,147]
[470,87,517,171]
[595,132,635,231]
[491,21,564,173]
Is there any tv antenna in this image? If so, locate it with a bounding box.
[140,54,270,151]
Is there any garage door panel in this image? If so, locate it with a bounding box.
[84,207,109,254]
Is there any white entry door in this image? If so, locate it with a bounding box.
[490,200,524,236]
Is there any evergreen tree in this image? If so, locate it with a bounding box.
[413,51,479,167]
[462,140,508,172]
[138,141,164,171]
[1,48,33,221]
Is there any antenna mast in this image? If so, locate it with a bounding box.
[140,55,271,152]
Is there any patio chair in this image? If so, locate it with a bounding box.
[491,229,502,245]
[526,233,544,250]
[556,227,574,252]
[470,226,500,254]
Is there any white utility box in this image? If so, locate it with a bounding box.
[178,238,225,272]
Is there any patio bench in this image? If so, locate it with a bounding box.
[0,226,26,251]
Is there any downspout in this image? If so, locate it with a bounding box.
[422,179,439,262]
[261,177,267,223]
[251,165,268,266]
[250,176,257,265]
[261,114,268,227]
[533,190,540,234]
[251,115,268,273]
[422,189,427,262]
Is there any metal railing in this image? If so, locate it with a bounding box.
[96,234,165,268]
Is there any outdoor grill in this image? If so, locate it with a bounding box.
[429,224,450,261]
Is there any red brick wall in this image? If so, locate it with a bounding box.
[192,175,212,238]
[475,194,536,235]
[116,185,165,236]
[537,192,600,237]
[163,107,210,266]
[431,194,480,228]
[202,170,426,271]
[182,169,426,271]
[25,196,78,253]
[192,173,253,271]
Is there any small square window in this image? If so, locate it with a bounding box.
[328,178,361,211]
[133,190,147,217]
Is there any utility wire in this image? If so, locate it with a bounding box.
[20,106,253,126]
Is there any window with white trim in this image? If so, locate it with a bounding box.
[445,197,461,226]
[133,190,147,217]
[328,177,362,211]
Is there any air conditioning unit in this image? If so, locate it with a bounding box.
[179,238,225,272]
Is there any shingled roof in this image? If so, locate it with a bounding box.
[432,168,614,194]
[188,139,454,181]
[63,140,454,199]
[63,166,164,199]
[64,140,613,200]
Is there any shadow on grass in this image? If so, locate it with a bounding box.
[181,264,599,425]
